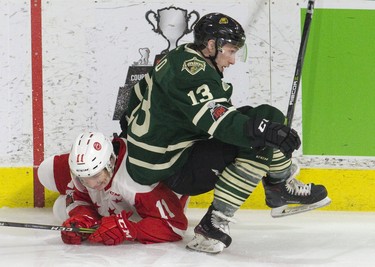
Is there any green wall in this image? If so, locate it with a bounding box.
[302,9,375,156]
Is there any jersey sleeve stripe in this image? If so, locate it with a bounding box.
[128,144,192,170]
[127,135,196,153]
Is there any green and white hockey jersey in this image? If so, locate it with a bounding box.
[126,44,259,185]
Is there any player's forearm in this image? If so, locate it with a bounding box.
[67,204,101,221]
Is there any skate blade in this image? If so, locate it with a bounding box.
[271,197,332,218]
[186,233,225,254]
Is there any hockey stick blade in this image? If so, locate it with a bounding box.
[0,221,96,233]
[286,0,316,127]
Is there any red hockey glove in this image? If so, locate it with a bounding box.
[89,211,137,245]
[61,215,99,245]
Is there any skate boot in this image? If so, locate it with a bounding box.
[263,163,331,218]
[186,204,235,254]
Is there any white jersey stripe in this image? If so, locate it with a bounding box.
[207,106,236,135]
[128,144,193,170]
[192,98,229,126]
[127,135,196,154]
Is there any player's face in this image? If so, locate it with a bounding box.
[79,169,111,190]
[215,43,239,72]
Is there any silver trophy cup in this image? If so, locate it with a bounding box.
[146,7,199,54]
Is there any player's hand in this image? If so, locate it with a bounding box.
[263,121,301,157]
[245,118,301,157]
[89,211,136,246]
[61,215,99,245]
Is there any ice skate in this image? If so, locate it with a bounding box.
[186,205,235,254]
[263,163,331,218]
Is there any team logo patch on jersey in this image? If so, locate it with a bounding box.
[182,57,206,75]
[208,102,228,121]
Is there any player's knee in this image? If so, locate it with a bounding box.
[38,155,59,192]
[257,104,286,124]
[238,104,286,125]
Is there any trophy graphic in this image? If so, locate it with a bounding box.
[113,7,200,121]
[146,7,199,54]
[112,48,153,120]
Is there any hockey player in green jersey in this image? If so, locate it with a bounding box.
[121,13,331,254]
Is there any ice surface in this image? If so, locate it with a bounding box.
[0,208,374,267]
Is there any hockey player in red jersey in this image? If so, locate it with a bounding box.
[38,132,188,245]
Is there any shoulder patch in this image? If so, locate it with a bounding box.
[208,102,229,121]
[182,57,206,75]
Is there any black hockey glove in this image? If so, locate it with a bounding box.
[245,117,301,157]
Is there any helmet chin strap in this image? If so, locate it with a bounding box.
[207,55,223,79]
[200,41,223,78]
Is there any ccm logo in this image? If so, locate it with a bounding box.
[258,119,269,133]
[116,215,133,239]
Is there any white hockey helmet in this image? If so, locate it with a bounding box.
[68,132,116,180]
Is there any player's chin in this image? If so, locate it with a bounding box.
[94,183,107,191]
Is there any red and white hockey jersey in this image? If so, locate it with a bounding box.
[52,137,189,244]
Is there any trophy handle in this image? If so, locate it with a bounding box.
[145,10,159,33]
[186,11,200,34]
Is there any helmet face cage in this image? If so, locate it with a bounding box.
[194,13,246,50]
[68,132,116,180]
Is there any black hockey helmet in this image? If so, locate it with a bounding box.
[193,13,246,49]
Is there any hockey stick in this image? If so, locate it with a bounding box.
[286,0,316,127]
[0,221,96,233]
